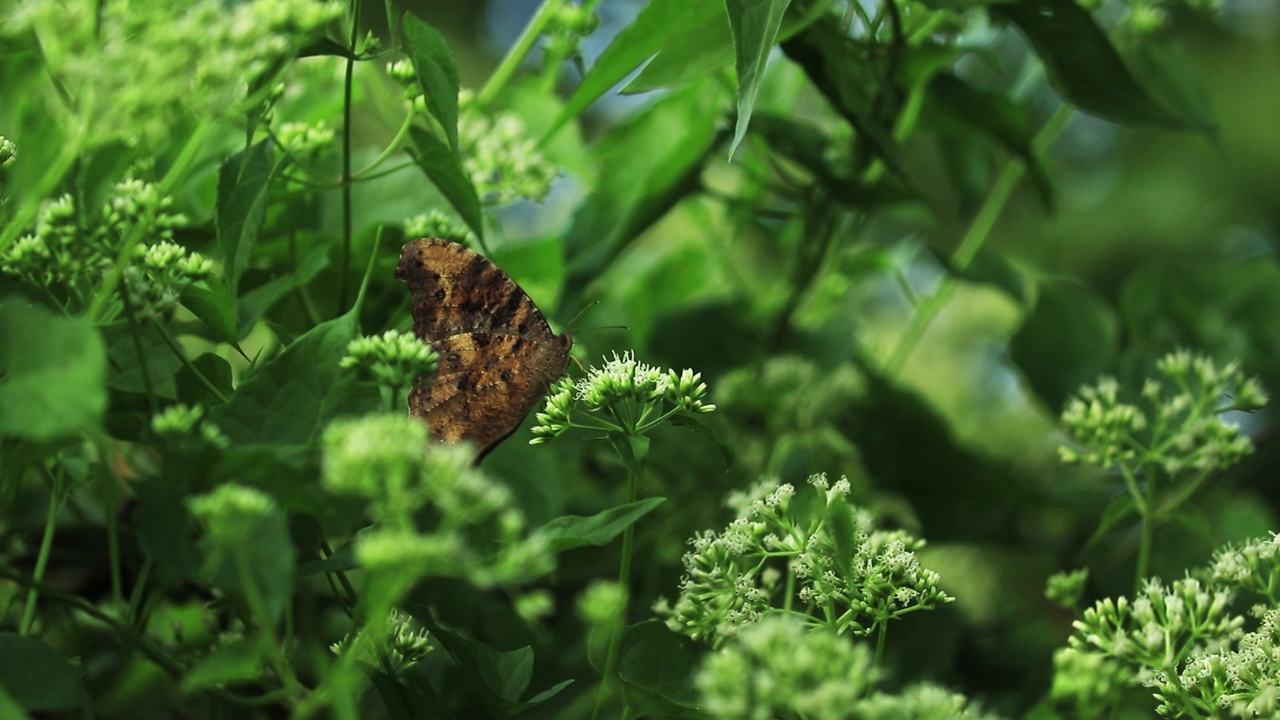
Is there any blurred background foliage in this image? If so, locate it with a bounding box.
[2,0,1280,715]
[399,0,1280,715]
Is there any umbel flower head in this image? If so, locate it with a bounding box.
[340,330,438,399]
[531,351,715,444]
[656,474,953,647]
[1059,350,1266,475]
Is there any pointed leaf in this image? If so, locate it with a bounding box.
[533,497,666,552]
[725,0,792,158]
[551,0,701,135]
[216,140,276,297]
[1085,492,1139,551]
[181,275,240,345]
[617,621,704,714]
[992,0,1192,128]
[209,309,379,445]
[0,299,105,441]
[1010,279,1118,412]
[670,414,735,467]
[403,14,460,151]
[406,126,484,244]
[0,633,87,711]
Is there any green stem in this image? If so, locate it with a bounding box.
[592,456,639,720]
[1135,471,1157,592]
[478,0,562,106]
[20,472,65,636]
[338,0,361,313]
[122,296,160,416]
[874,621,888,666]
[102,454,124,607]
[153,320,229,404]
[883,104,1073,377]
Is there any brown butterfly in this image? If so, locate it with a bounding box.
[395,238,572,461]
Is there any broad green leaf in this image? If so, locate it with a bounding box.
[623,1,734,94]
[532,497,665,552]
[134,477,202,579]
[216,139,276,297]
[180,637,269,693]
[236,239,330,336]
[403,14,460,151]
[992,0,1190,128]
[1010,279,1118,412]
[1126,37,1217,137]
[0,299,105,441]
[298,37,357,59]
[724,0,793,158]
[197,493,295,627]
[780,19,907,180]
[416,620,569,716]
[551,0,713,136]
[926,73,1053,207]
[0,633,87,711]
[175,352,234,408]
[209,309,380,445]
[0,686,30,720]
[406,126,484,244]
[562,81,722,304]
[617,621,705,715]
[181,275,239,346]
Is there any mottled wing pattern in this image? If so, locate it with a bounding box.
[395,238,572,460]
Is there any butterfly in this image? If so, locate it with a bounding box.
[395,238,572,462]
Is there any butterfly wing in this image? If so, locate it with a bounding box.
[396,239,572,459]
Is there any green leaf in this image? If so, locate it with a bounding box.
[926,72,1053,207]
[724,0,793,158]
[623,1,735,94]
[0,686,31,720]
[669,414,735,467]
[991,0,1190,128]
[181,275,240,345]
[402,13,460,152]
[236,239,330,336]
[416,620,569,716]
[1085,493,1138,551]
[134,477,202,579]
[180,637,269,693]
[779,18,907,180]
[617,621,705,716]
[0,299,105,441]
[198,496,295,627]
[175,352,234,408]
[1126,37,1217,137]
[552,0,715,135]
[1010,279,1118,412]
[216,139,276,297]
[406,126,484,244]
[532,497,666,552]
[0,633,87,711]
[209,309,380,445]
[562,81,722,303]
[828,495,855,580]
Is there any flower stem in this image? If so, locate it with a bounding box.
[883,104,1072,377]
[337,0,361,313]
[20,469,65,636]
[478,0,562,106]
[592,450,639,720]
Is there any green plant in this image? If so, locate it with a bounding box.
[1,0,1276,716]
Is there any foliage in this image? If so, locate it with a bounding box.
[0,0,1277,717]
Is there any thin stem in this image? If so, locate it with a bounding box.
[153,320,230,404]
[883,104,1073,377]
[874,622,888,666]
[1135,468,1158,592]
[20,470,64,636]
[591,456,639,720]
[102,450,124,607]
[478,0,562,106]
[122,295,160,417]
[338,0,361,313]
